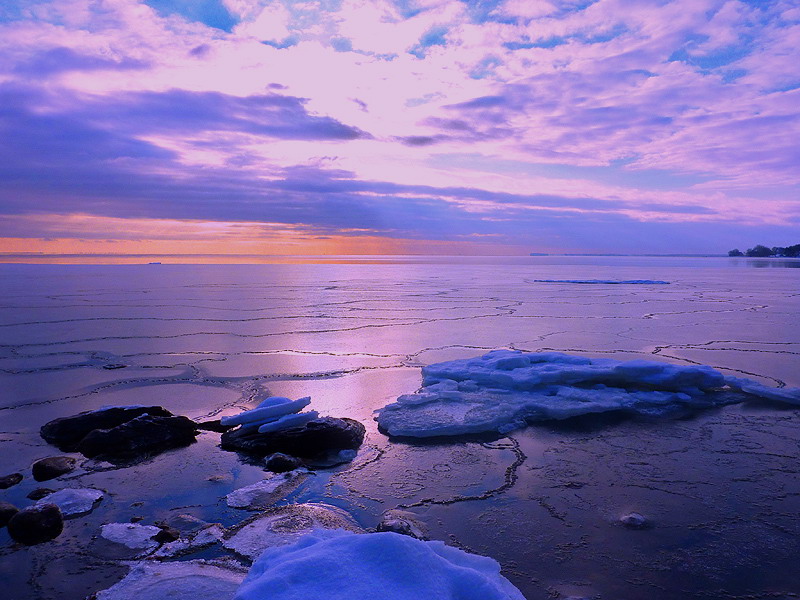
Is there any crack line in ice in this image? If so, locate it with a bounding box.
[397,438,527,510]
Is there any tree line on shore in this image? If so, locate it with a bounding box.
[728,244,800,257]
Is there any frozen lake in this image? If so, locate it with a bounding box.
[1,256,799,599]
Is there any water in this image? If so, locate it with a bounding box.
[0,257,798,599]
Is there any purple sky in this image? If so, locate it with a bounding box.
[1,0,799,256]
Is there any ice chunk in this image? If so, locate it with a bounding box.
[222,503,362,560]
[221,397,311,427]
[101,522,161,553]
[234,529,525,600]
[256,396,293,408]
[94,560,245,600]
[724,376,800,405]
[225,470,308,510]
[36,487,103,517]
[152,523,226,558]
[257,411,319,433]
[377,350,736,437]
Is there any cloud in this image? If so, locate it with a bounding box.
[13,46,150,75]
[0,0,798,255]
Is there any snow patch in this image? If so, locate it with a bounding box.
[234,529,525,600]
[376,350,800,437]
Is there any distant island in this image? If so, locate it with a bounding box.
[728,244,800,257]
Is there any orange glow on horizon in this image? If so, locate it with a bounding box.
[0,214,529,262]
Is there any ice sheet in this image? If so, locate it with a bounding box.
[377,350,800,437]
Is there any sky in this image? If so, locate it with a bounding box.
[0,0,799,257]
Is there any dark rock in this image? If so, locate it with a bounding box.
[7,503,63,544]
[264,452,303,472]
[0,501,19,528]
[0,472,23,489]
[27,488,56,500]
[620,512,649,529]
[304,448,357,469]
[130,516,144,523]
[152,522,181,543]
[376,509,427,540]
[41,406,174,451]
[220,417,365,458]
[77,415,198,459]
[195,419,235,433]
[102,364,127,370]
[32,456,77,481]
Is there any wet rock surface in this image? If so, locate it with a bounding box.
[152,523,181,544]
[7,503,64,545]
[0,473,23,489]
[27,487,56,500]
[220,417,365,458]
[40,406,174,451]
[0,501,19,527]
[77,415,198,460]
[194,419,234,433]
[32,456,77,481]
[264,452,303,472]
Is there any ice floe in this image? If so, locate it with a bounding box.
[35,487,103,517]
[94,560,245,600]
[534,279,669,284]
[376,350,800,437]
[222,503,362,561]
[225,469,309,509]
[234,529,525,600]
[101,522,162,553]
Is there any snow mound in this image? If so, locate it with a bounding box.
[225,469,308,509]
[223,503,362,561]
[234,529,525,600]
[94,560,245,600]
[534,279,669,284]
[36,487,103,517]
[376,350,800,437]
